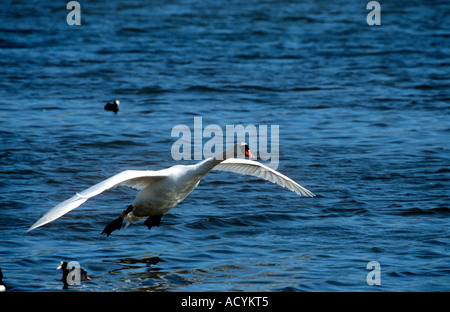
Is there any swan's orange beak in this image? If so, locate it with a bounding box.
[245,148,255,159]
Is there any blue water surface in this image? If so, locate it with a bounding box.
[0,0,449,291]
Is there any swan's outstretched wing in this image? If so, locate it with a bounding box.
[213,158,315,197]
[27,170,168,232]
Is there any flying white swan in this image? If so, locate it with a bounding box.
[27,143,315,236]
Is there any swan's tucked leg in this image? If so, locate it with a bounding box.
[143,214,163,230]
[101,205,133,236]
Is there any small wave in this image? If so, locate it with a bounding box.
[116,85,169,95]
[118,27,149,34]
[186,85,229,93]
[80,140,145,149]
[291,86,324,92]
[120,256,163,265]
[399,207,450,216]
[185,212,298,231]
[138,85,169,95]
[184,84,333,94]
[412,84,449,90]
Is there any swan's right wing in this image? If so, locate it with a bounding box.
[27,170,169,232]
[213,158,315,197]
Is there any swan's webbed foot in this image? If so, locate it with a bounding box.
[101,217,124,236]
[101,205,133,237]
[144,214,163,230]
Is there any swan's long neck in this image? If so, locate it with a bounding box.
[192,144,240,178]
[193,156,223,178]
[191,143,245,179]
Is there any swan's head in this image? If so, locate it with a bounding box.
[243,143,255,159]
[220,142,255,160]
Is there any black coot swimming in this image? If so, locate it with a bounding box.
[0,267,6,291]
[57,261,92,289]
[104,100,120,113]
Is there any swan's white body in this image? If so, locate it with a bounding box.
[27,143,314,232]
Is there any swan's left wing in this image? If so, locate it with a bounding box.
[213,158,315,197]
[27,170,169,232]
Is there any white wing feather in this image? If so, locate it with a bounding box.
[213,158,315,197]
[27,170,168,232]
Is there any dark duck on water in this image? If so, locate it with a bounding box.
[104,100,120,113]
[57,261,92,289]
[0,267,6,291]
